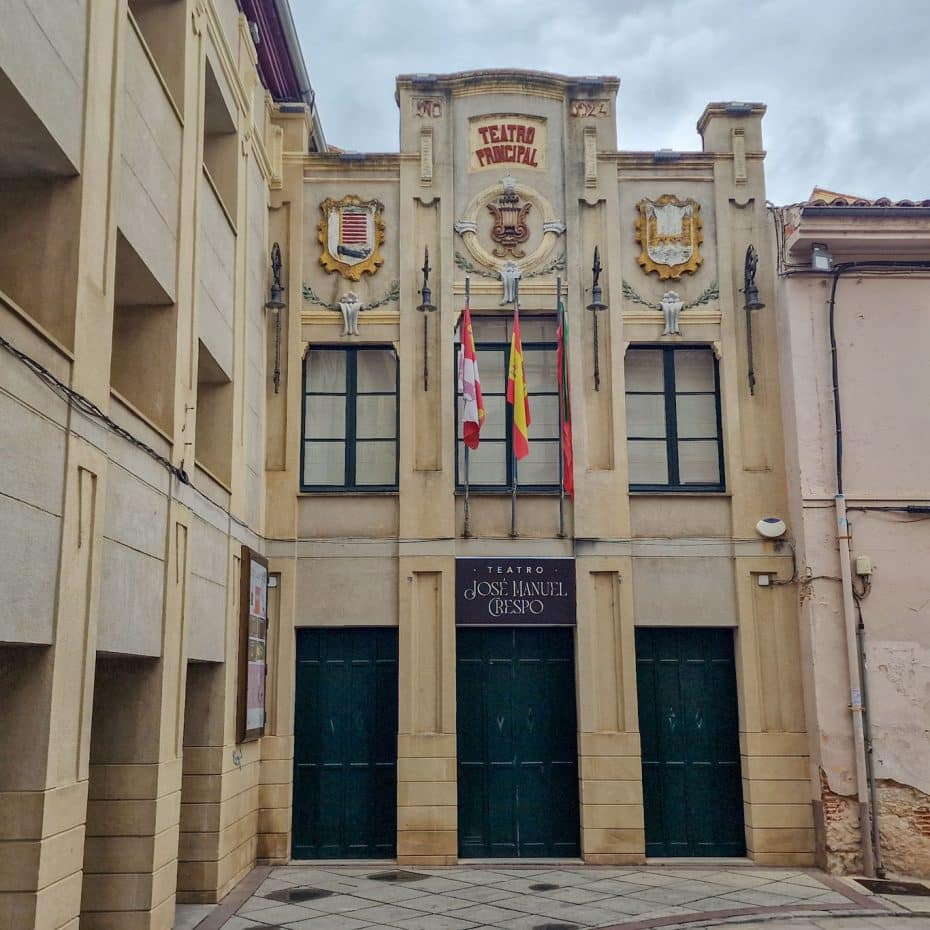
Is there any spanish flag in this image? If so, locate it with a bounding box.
[506,303,531,460]
[458,301,485,449]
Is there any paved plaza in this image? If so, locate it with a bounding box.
[174,864,930,930]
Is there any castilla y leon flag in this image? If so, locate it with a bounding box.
[557,297,574,498]
[506,303,531,460]
[458,301,485,449]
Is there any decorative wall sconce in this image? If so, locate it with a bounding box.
[585,246,608,391]
[416,246,437,391]
[743,244,765,395]
[264,242,285,393]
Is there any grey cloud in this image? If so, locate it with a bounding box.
[292,0,930,203]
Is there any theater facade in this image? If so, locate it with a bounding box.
[264,70,814,866]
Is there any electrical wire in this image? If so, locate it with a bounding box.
[0,331,259,535]
[0,333,188,484]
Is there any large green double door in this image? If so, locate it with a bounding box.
[292,628,397,859]
[635,627,745,857]
[457,627,580,858]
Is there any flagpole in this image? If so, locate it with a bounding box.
[556,277,565,538]
[462,276,472,538]
[510,281,520,538]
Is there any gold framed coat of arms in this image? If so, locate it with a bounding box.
[317,195,385,280]
[634,195,703,279]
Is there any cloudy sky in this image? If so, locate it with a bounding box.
[292,0,929,205]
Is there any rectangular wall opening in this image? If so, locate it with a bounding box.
[128,0,187,113]
[111,231,177,433]
[202,58,238,220]
[195,339,233,486]
[177,659,226,903]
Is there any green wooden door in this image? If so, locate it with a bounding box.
[635,627,745,857]
[457,627,580,858]
[292,628,397,859]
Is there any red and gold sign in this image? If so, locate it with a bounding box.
[469,115,547,171]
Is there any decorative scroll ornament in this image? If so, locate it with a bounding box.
[317,195,385,280]
[338,293,362,336]
[634,195,703,279]
[660,291,683,335]
[488,174,531,258]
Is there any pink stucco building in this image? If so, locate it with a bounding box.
[775,191,930,876]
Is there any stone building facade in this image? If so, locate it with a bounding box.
[0,1,322,927]
[774,192,930,877]
[266,70,814,871]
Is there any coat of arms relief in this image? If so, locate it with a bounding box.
[317,194,385,280]
[634,195,703,279]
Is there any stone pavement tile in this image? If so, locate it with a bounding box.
[806,891,860,904]
[881,896,930,913]
[439,869,522,884]
[217,917,281,930]
[411,877,478,894]
[595,895,692,917]
[493,917,569,930]
[619,871,694,887]
[390,913,481,930]
[489,877,559,895]
[443,885,516,904]
[684,871,775,890]
[282,914,377,930]
[467,868,554,879]
[537,886,616,904]
[442,903,535,925]
[256,877,303,896]
[540,870,610,887]
[399,894,493,914]
[719,888,822,907]
[538,903,628,926]
[299,893,379,913]
[759,880,840,900]
[584,878,670,896]
[488,894,570,915]
[239,902,325,924]
[786,873,834,888]
[346,902,431,924]
[238,894,290,914]
[627,883,730,906]
[348,884,433,904]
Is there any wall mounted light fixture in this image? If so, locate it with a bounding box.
[585,246,608,391]
[743,244,765,395]
[264,242,285,393]
[416,246,437,391]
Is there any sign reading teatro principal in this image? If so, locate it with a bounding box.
[469,114,547,171]
[455,557,575,625]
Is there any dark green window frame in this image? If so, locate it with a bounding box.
[454,317,560,493]
[626,345,725,492]
[300,346,399,492]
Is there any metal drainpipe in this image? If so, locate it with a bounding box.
[834,492,875,877]
[824,260,930,874]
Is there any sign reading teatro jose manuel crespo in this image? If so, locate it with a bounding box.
[456,558,575,625]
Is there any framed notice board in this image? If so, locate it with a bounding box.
[237,546,269,742]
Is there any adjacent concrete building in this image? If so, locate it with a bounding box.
[0,1,322,927]
[774,191,930,877]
